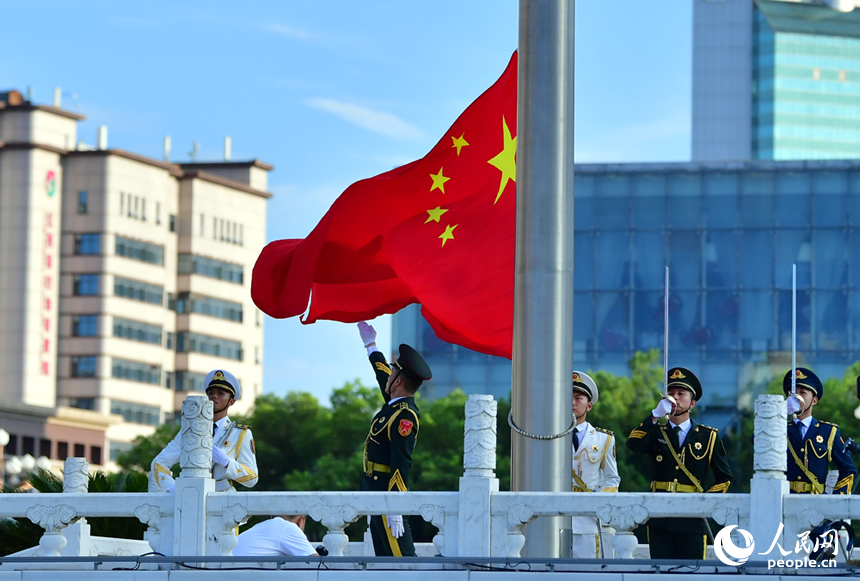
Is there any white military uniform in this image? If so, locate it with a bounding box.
[151,416,258,492]
[570,371,620,558]
[150,369,258,492]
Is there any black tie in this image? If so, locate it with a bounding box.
[213,423,217,437]
[673,425,681,443]
[573,428,581,451]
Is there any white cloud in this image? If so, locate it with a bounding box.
[263,23,316,40]
[304,98,424,141]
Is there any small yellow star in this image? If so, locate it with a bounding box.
[425,206,448,224]
[451,133,469,156]
[429,168,450,194]
[487,116,517,204]
[439,224,458,247]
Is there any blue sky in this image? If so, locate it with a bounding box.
[1,0,691,405]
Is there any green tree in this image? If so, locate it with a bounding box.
[117,422,180,472]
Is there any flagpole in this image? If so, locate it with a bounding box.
[511,0,575,558]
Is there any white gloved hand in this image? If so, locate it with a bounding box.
[786,393,804,415]
[358,321,377,347]
[386,514,404,539]
[212,445,230,467]
[166,485,175,494]
[652,398,674,419]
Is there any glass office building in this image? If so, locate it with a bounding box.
[693,0,860,162]
[393,159,860,427]
[753,2,860,160]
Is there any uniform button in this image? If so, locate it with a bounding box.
[675,466,680,471]
[673,478,678,483]
[798,476,802,481]
[374,476,378,481]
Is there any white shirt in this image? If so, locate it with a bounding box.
[233,517,317,557]
[795,416,813,440]
[669,419,692,447]
[213,416,229,439]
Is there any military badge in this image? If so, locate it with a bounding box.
[398,419,414,437]
[656,455,663,462]
[694,442,702,450]
[815,435,823,443]
[591,445,598,452]
[669,369,686,380]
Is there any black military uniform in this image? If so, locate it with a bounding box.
[783,368,856,495]
[626,367,733,560]
[360,343,432,557]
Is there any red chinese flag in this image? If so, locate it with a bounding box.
[252,52,517,358]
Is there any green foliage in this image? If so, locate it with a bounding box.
[0,469,148,556]
[117,422,180,472]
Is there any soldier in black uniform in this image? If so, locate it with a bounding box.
[626,367,732,560]
[783,368,856,495]
[357,321,432,557]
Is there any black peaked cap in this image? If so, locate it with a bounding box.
[782,367,823,400]
[397,343,432,384]
[667,367,703,401]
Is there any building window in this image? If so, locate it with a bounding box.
[74,233,101,255]
[73,274,99,296]
[175,371,208,392]
[6,434,18,455]
[174,293,243,322]
[255,346,260,364]
[256,310,261,327]
[239,224,244,246]
[165,371,174,389]
[74,443,85,457]
[23,436,35,456]
[113,317,162,345]
[115,236,165,266]
[57,442,69,460]
[141,199,147,221]
[109,441,134,461]
[71,356,97,378]
[120,192,124,216]
[212,217,217,240]
[156,202,161,225]
[110,400,161,426]
[91,446,102,465]
[69,397,95,410]
[220,219,224,241]
[201,214,205,237]
[166,332,175,350]
[111,358,162,386]
[114,276,164,305]
[175,332,243,361]
[39,438,51,458]
[72,315,98,337]
[177,254,243,284]
[169,214,176,232]
[77,191,88,214]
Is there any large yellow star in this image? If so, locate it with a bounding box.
[451,133,469,156]
[429,168,450,194]
[425,206,448,224]
[439,224,458,247]
[487,116,516,204]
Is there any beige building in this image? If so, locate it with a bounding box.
[0,89,271,466]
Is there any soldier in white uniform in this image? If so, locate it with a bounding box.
[150,369,258,492]
[570,371,620,558]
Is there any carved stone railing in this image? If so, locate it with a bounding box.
[5,393,860,567]
[490,491,748,558]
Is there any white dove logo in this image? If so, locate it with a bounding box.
[713,525,755,566]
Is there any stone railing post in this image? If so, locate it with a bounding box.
[458,395,499,557]
[60,458,93,556]
[173,395,215,557]
[750,394,788,553]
